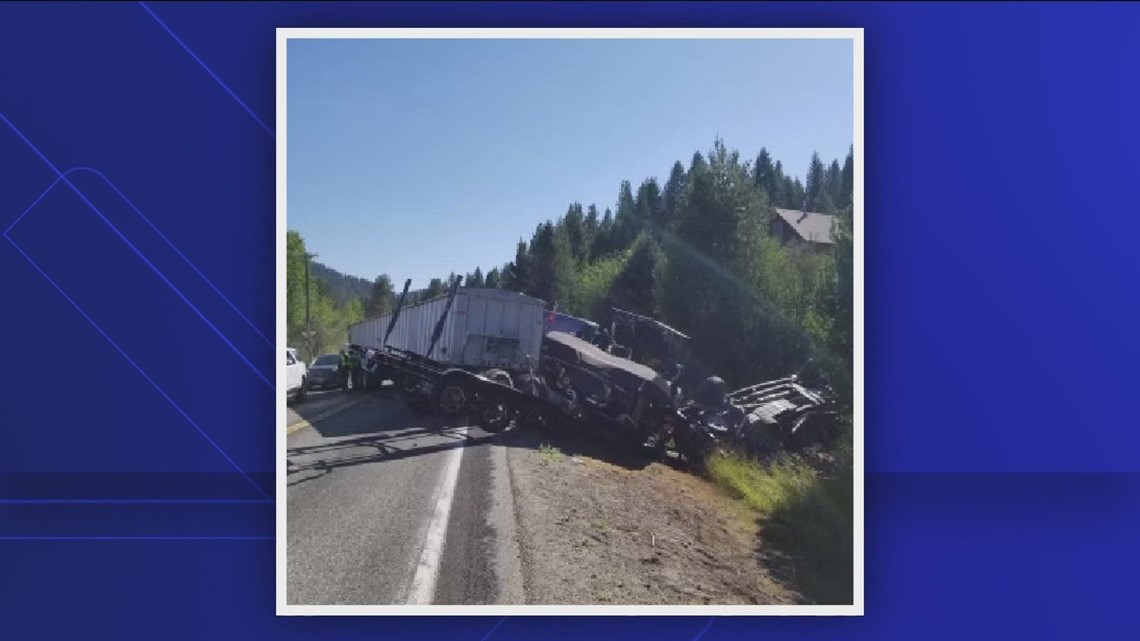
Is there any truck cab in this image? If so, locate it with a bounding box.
[286,347,307,403]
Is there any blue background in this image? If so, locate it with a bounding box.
[1,1,1137,639]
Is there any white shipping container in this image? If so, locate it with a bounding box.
[349,288,547,372]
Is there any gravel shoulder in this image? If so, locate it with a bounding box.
[503,428,798,605]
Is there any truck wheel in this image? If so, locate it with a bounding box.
[296,378,307,404]
[478,401,512,433]
[519,405,549,432]
[434,381,471,417]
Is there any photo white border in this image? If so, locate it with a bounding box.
[276,26,864,617]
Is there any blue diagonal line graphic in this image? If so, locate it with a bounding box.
[75,167,274,348]
[0,111,273,389]
[4,173,65,235]
[478,617,507,641]
[138,1,275,138]
[6,167,273,348]
[690,617,716,641]
[1,235,270,501]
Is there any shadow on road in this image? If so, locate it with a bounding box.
[286,390,660,488]
[287,388,354,423]
[287,390,487,486]
[286,427,496,487]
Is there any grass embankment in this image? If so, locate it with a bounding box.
[705,425,853,604]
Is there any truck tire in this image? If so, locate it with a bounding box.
[520,404,558,434]
[295,377,307,404]
[477,401,512,433]
[433,379,472,417]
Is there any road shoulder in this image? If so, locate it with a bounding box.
[504,428,798,605]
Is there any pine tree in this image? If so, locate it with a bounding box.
[690,151,707,174]
[563,202,587,263]
[841,145,854,208]
[806,152,826,211]
[583,204,600,258]
[527,222,573,306]
[485,267,502,289]
[753,147,776,200]
[636,177,662,228]
[772,160,787,207]
[591,208,615,260]
[612,180,638,251]
[365,274,395,318]
[823,159,842,213]
[662,161,687,229]
[609,233,663,316]
[425,278,446,300]
[507,239,532,294]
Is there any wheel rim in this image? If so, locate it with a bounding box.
[439,386,467,413]
[483,404,507,426]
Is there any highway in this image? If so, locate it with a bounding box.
[285,389,524,606]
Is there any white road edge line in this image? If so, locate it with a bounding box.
[407,425,468,605]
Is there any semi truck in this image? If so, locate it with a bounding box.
[349,286,546,375]
[344,279,548,427]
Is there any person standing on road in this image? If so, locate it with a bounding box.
[347,344,363,392]
[338,348,351,391]
[594,327,613,352]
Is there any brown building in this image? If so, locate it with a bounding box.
[771,207,836,252]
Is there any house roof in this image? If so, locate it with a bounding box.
[774,208,836,245]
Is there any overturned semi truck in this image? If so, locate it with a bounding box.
[346,279,839,460]
[343,279,548,429]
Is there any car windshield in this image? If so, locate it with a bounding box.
[313,355,340,366]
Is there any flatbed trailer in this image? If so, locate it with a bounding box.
[358,278,544,431]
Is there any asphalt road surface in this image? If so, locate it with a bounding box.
[285,388,524,606]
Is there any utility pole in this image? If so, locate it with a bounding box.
[304,252,317,362]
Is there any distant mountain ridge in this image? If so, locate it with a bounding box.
[310,261,372,307]
[311,261,439,312]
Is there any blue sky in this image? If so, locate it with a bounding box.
[287,37,853,285]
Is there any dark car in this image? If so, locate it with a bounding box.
[306,354,345,391]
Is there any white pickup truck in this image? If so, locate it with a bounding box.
[286,347,307,403]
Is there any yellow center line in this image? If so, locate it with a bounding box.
[286,397,365,435]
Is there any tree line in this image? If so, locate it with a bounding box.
[446,139,854,402]
[288,138,854,406]
[309,261,373,307]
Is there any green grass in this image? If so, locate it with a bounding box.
[705,426,853,604]
[538,443,565,465]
